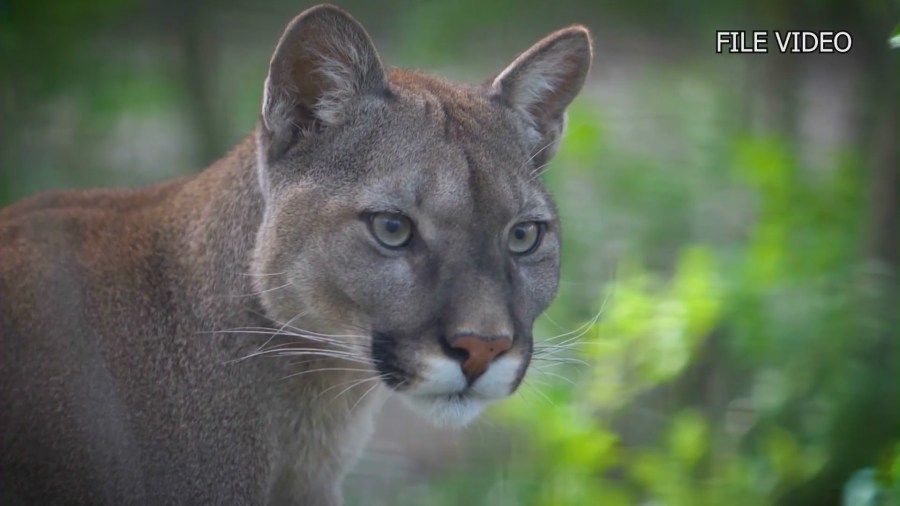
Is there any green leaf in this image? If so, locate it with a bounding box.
[667,410,709,467]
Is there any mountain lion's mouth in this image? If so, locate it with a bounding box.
[416,389,484,404]
[369,330,527,426]
[401,391,488,427]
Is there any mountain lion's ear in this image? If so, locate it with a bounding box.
[260,5,388,160]
[490,26,592,164]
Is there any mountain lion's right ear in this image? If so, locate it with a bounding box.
[260,5,388,160]
[490,26,592,165]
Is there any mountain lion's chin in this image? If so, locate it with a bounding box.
[400,393,490,428]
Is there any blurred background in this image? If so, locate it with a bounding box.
[2,0,898,504]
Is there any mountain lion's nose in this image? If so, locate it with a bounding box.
[449,335,512,383]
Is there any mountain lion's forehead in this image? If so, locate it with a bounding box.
[354,147,550,224]
[345,70,552,219]
[386,69,513,142]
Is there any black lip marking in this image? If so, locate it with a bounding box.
[372,330,533,393]
[370,332,412,389]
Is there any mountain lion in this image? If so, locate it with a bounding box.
[0,4,591,505]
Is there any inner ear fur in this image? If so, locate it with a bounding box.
[260,4,388,160]
[490,26,593,164]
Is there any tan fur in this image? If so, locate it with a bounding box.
[0,5,591,504]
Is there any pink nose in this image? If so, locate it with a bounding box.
[450,336,512,382]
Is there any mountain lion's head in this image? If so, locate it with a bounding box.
[251,5,591,426]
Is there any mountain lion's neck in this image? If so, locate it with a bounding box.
[167,133,267,320]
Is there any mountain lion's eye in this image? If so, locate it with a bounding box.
[370,212,413,248]
[508,222,543,255]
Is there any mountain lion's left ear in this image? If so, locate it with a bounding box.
[489,26,592,164]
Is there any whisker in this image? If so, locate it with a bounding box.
[514,383,540,410]
[241,312,372,349]
[230,282,293,299]
[538,313,598,344]
[536,302,608,350]
[530,356,590,368]
[316,375,384,405]
[289,315,371,334]
[268,318,370,342]
[533,341,609,354]
[209,330,362,350]
[519,139,557,172]
[527,161,553,182]
[349,381,382,415]
[521,380,556,408]
[248,345,368,359]
[254,309,311,355]
[530,367,577,387]
[240,308,370,336]
[233,346,371,364]
[525,375,551,389]
[237,270,287,278]
[281,366,375,381]
[536,268,619,348]
[241,327,367,343]
[539,313,568,332]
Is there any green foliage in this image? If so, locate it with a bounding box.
[0,0,137,95]
[410,82,895,504]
